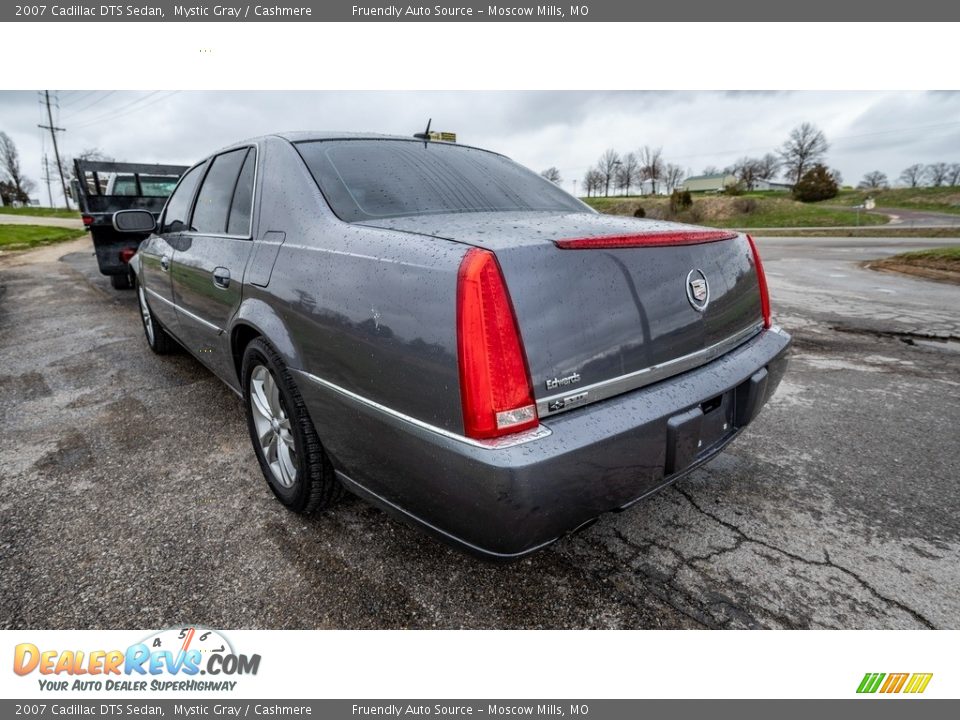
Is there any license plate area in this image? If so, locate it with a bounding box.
[664,391,735,476]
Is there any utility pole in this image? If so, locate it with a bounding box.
[42,153,54,207]
[38,90,71,209]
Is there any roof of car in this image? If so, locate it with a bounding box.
[207,131,507,164]
[273,131,414,142]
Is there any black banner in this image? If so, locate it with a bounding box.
[3,0,959,22]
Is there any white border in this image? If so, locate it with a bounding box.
[2,22,958,91]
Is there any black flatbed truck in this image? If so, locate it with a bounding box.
[74,160,188,289]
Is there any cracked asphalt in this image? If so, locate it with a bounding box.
[1,234,958,630]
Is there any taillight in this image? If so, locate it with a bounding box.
[554,230,738,249]
[119,247,136,264]
[456,248,538,439]
[82,215,94,226]
[746,234,771,329]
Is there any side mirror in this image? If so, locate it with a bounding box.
[113,209,156,233]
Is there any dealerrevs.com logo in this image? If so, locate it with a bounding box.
[857,673,933,695]
[13,627,261,692]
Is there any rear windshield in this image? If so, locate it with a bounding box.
[110,175,180,197]
[295,139,584,222]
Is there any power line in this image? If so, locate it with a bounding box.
[59,90,98,107]
[69,90,168,129]
[71,91,179,130]
[59,90,117,119]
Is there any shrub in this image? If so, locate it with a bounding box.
[723,182,745,196]
[669,190,692,214]
[733,197,758,214]
[793,164,839,202]
[633,206,646,218]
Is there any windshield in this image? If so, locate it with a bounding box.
[295,139,585,222]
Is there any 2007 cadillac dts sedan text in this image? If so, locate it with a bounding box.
[115,132,790,560]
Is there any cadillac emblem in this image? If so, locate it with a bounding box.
[686,269,710,311]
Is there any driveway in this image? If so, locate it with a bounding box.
[0,235,957,629]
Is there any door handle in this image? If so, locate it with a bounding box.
[160,255,170,272]
[213,267,231,289]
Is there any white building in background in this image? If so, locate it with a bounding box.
[682,173,737,192]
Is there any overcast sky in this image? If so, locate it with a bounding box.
[2,90,959,206]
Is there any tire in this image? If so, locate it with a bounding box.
[110,272,133,290]
[241,337,343,513]
[137,282,176,355]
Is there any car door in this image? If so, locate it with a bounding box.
[139,161,207,335]
[170,146,256,381]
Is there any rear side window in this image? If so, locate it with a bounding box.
[161,162,206,234]
[191,148,248,235]
[295,139,584,222]
[226,149,255,236]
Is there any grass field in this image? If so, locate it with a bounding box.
[821,187,960,215]
[751,227,960,238]
[886,246,960,265]
[0,206,80,219]
[0,224,85,250]
[581,195,888,228]
[865,245,960,284]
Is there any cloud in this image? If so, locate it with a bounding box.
[2,90,958,205]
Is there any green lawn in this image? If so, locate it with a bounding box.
[824,187,960,215]
[0,206,80,219]
[581,195,887,228]
[888,246,960,263]
[0,224,85,250]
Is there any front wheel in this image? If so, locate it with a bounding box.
[242,338,343,513]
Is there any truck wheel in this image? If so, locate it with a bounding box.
[242,338,344,513]
[137,284,175,355]
[111,272,133,290]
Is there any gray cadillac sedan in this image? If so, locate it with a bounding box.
[117,131,790,560]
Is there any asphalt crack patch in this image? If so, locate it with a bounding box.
[673,487,937,629]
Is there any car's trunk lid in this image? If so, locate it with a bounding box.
[358,211,765,417]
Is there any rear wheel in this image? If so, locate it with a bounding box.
[137,283,175,354]
[110,272,133,290]
[242,338,343,513]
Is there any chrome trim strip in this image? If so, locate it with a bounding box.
[537,322,764,419]
[291,369,552,450]
[144,287,222,334]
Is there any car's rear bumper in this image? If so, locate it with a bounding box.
[294,325,791,560]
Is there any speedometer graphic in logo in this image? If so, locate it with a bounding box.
[141,627,234,660]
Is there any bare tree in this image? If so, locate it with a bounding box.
[639,146,664,195]
[899,164,925,188]
[0,131,35,204]
[733,157,763,190]
[701,165,720,176]
[779,122,829,186]
[858,171,888,190]
[925,162,950,187]
[948,163,960,187]
[662,163,685,193]
[614,151,639,196]
[583,167,604,197]
[830,168,844,187]
[540,167,562,185]
[596,149,621,197]
[61,147,114,185]
[756,153,781,182]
